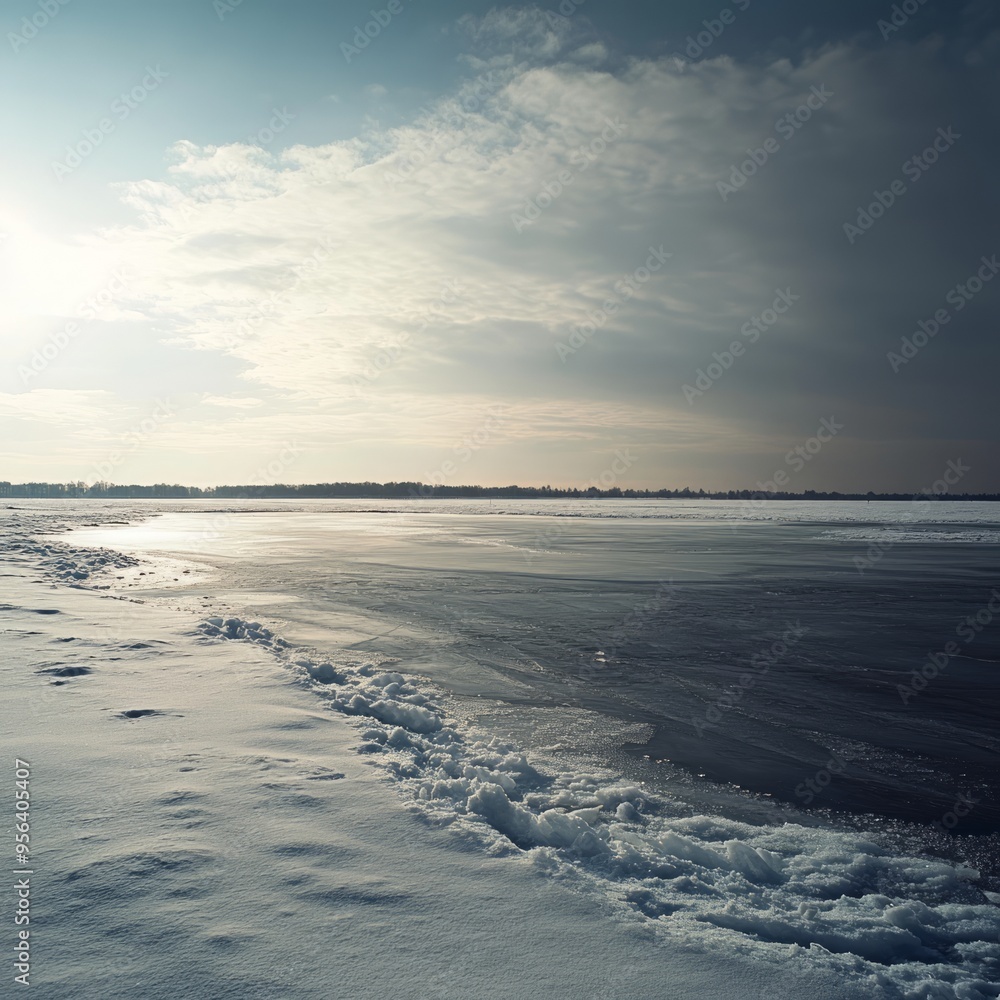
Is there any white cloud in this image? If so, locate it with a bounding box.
[3,27,997,490]
[0,388,122,428]
[202,395,263,408]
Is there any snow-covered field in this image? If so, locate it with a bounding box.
[3,501,999,998]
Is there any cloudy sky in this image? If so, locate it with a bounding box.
[1,0,997,491]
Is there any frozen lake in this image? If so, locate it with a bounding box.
[64,499,1000,833]
[5,498,1000,997]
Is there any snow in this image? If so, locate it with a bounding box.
[3,502,1000,998]
[821,528,1000,545]
[8,569,808,1000]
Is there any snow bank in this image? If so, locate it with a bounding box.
[2,535,139,584]
[191,612,1000,998]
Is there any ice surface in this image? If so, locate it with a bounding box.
[57,500,1000,831]
[4,501,1000,998]
[821,528,1000,544]
[2,532,865,1000]
[191,612,999,996]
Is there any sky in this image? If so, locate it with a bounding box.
[1,0,997,492]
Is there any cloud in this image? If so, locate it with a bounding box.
[457,6,582,64]
[4,17,998,490]
[202,395,263,409]
[0,388,122,429]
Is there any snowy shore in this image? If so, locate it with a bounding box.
[3,503,998,998]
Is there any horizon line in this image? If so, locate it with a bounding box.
[2,480,999,501]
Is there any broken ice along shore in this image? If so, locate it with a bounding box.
[4,502,1000,1000]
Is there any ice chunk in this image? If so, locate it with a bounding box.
[726,840,785,884]
[368,699,441,734]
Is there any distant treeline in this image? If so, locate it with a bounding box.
[2,481,999,501]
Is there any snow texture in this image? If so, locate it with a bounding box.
[4,501,999,999]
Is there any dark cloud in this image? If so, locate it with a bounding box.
[6,2,998,489]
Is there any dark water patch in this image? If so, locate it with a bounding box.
[38,665,92,677]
